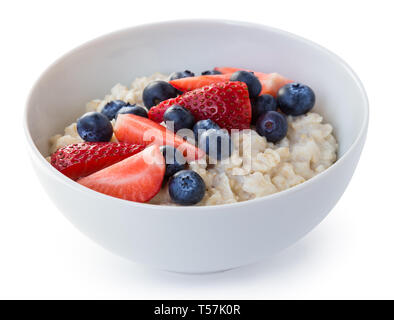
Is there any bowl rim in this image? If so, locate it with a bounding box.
[23,18,369,211]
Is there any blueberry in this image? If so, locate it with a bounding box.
[230,70,262,98]
[159,146,186,178]
[163,105,195,132]
[168,170,206,205]
[201,70,221,75]
[101,100,130,120]
[199,129,232,161]
[77,112,113,142]
[142,80,178,109]
[169,70,195,81]
[256,111,288,143]
[277,83,315,116]
[116,105,148,119]
[251,94,277,124]
[193,119,221,140]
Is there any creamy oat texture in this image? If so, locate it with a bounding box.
[49,73,338,206]
[150,113,337,206]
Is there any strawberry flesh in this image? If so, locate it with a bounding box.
[255,72,293,97]
[114,114,205,161]
[78,145,165,203]
[51,142,145,180]
[169,74,231,92]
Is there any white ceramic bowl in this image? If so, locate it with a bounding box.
[24,20,368,273]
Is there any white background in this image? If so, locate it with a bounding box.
[1,0,393,299]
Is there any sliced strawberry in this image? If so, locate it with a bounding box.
[170,74,231,92]
[78,145,165,203]
[114,114,205,161]
[255,72,293,97]
[51,142,145,180]
[148,81,252,131]
[214,67,293,97]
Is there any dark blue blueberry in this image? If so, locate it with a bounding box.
[251,94,277,124]
[159,145,186,178]
[201,70,221,75]
[169,70,195,81]
[77,112,113,142]
[256,111,288,143]
[142,80,178,109]
[193,119,221,140]
[277,83,315,116]
[230,70,262,98]
[116,105,148,119]
[168,170,206,205]
[163,105,195,132]
[101,100,130,120]
[199,129,232,161]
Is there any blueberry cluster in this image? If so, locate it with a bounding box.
[249,81,315,143]
[160,104,233,205]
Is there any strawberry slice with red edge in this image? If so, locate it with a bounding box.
[170,74,231,92]
[78,145,165,203]
[51,142,145,180]
[114,114,205,162]
[148,81,252,131]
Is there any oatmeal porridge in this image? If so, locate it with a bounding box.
[49,68,338,206]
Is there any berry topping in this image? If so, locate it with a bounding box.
[251,94,277,124]
[169,74,231,92]
[277,83,316,116]
[51,142,145,180]
[215,67,293,97]
[160,145,187,178]
[256,111,288,143]
[78,145,165,203]
[148,81,252,131]
[77,112,113,142]
[101,100,130,120]
[114,113,205,162]
[142,80,178,109]
[169,70,195,81]
[230,70,262,98]
[255,72,293,97]
[116,105,148,119]
[168,170,206,205]
[201,70,222,75]
[163,104,195,132]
